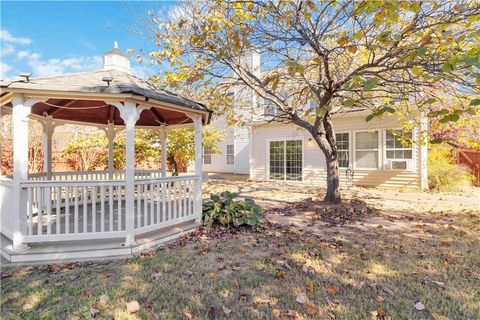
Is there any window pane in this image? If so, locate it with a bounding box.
[226,144,234,164]
[356,132,378,149]
[269,141,285,180]
[386,150,394,159]
[286,140,302,181]
[404,150,412,159]
[356,150,378,168]
[338,150,349,168]
[204,155,211,164]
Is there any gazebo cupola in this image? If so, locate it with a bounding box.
[102,41,131,74]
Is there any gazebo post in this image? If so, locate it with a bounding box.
[0,107,3,176]
[41,115,54,180]
[160,125,167,178]
[106,122,116,179]
[11,95,38,250]
[115,101,145,246]
[192,114,203,223]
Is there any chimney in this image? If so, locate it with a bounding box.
[102,41,131,74]
[239,50,261,76]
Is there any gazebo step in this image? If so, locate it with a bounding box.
[0,221,199,265]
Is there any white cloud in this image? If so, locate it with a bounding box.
[131,64,155,79]
[1,43,15,57]
[27,53,103,77]
[0,61,13,79]
[17,50,30,59]
[0,29,32,45]
[0,29,32,59]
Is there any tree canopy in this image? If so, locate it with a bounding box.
[139,0,480,202]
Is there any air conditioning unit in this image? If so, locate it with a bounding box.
[386,159,411,170]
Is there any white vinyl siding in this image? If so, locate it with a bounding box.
[355,131,379,169]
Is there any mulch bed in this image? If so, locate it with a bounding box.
[264,197,377,226]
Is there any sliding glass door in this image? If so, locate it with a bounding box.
[269,139,302,181]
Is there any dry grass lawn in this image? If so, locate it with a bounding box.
[1,177,479,319]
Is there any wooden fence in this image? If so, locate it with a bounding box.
[457,149,480,186]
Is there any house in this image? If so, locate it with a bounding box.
[202,52,428,189]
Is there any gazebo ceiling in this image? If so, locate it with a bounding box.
[1,98,202,127]
[0,66,211,127]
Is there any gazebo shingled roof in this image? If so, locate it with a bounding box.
[0,56,211,127]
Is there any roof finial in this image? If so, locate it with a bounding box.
[114,41,118,49]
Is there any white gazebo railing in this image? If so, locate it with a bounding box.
[0,177,14,239]
[27,169,163,182]
[8,173,200,243]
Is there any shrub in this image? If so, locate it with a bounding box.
[428,147,473,192]
[202,191,261,230]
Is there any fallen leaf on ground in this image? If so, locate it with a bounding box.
[415,302,425,310]
[376,306,387,316]
[296,294,307,304]
[431,312,449,320]
[272,309,281,318]
[90,307,99,317]
[126,300,140,314]
[275,271,285,279]
[99,294,109,305]
[382,287,394,296]
[306,281,315,292]
[306,303,317,315]
[181,309,195,320]
[375,295,384,302]
[210,272,217,280]
[285,309,298,318]
[152,272,162,280]
[327,287,338,295]
[222,306,232,315]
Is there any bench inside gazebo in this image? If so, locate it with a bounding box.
[0,43,211,263]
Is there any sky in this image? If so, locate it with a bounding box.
[0,1,177,80]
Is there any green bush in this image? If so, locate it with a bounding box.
[428,147,473,192]
[202,191,261,230]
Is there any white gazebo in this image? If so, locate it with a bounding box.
[0,43,211,263]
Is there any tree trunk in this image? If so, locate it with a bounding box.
[167,154,179,176]
[324,153,341,203]
[306,113,342,203]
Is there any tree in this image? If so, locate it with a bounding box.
[62,130,161,171]
[63,134,108,171]
[142,0,480,203]
[144,127,224,176]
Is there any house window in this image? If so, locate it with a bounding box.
[385,130,413,159]
[226,144,234,164]
[264,101,277,117]
[335,133,350,168]
[385,129,413,169]
[203,147,212,165]
[269,140,302,181]
[355,131,379,168]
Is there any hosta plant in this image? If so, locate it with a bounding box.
[202,191,261,230]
